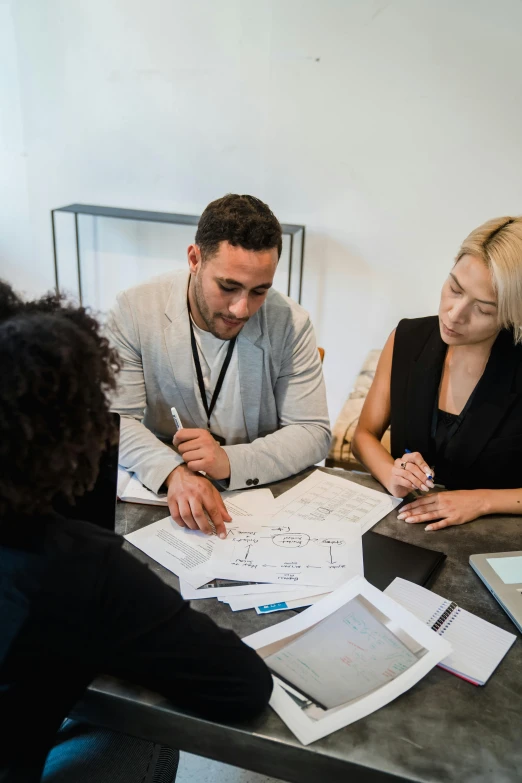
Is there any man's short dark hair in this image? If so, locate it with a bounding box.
[195,194,283,260]
[0,281,120,517]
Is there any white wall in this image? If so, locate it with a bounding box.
[0,0,33,293]
[3,0,522,421]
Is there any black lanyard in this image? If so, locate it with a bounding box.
[189,316,237,434]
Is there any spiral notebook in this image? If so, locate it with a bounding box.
[384,578,516,686]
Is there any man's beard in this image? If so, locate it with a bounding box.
[192,275,246,340]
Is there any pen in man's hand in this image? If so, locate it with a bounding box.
[171,406,183,431]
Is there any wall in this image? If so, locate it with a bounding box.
[0,0,33,293]
[3,0,522,420]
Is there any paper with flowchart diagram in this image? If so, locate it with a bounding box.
[210,518,364,587]
[272,470,401,533]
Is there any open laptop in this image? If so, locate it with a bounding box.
[469,551,522,633]
[53,412,120,532]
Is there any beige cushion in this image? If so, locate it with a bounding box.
[327,349,390,470]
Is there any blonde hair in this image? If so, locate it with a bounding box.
[456,216,522,344]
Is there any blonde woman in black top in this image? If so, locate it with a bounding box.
[353,216,522,531]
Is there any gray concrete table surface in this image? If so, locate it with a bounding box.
[71,468,522,783]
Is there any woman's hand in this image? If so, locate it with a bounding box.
[388,451,435,498]
[397,489,489,531]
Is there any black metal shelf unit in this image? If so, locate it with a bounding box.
[51,203,306,304]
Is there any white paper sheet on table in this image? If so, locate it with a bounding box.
[271,469,401,533]
[117,466,133,498]
[119,472,168,505]
[243,575,452,745]
[223,488,276,517]
[210,517,363,588]
[124,517,215,588]
[179,579,307,601]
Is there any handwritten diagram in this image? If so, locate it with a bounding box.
[229,527,347,568]
[210,520,363,588]
[271,472,401,533]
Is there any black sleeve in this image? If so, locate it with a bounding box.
[93,544,273,721]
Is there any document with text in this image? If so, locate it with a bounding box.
[125,517,215,588]
[244,576,452,744]
[272,470,401,533]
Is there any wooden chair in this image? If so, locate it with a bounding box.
[318,347,325,363]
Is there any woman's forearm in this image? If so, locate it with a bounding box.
[353,428,395,492]
[481,488,522,516]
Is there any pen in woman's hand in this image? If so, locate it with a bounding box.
[405,449,435,483]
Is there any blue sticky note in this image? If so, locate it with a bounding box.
[257,602,288,613]
[487,555,522,585]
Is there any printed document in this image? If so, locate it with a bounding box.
[244,576,452,744]
[125,517,216,588]
[272,470,400,533]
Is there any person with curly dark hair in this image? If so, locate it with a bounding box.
[108,193,331,538]
[0,281,272,783]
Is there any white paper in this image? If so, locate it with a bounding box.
[179,579,304,601]
[210,518,364,588]
[224,489,276,518]
[385,578,516,685]
[124,516,215,588]
[272,470,401,533]
[117,466,133,498]
[120,473,168,505]
[244,576,452,745]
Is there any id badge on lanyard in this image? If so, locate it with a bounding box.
[189,314,236,447]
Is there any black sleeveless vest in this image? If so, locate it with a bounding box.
[390,316,522,490]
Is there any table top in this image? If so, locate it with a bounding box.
[71,468,522,783]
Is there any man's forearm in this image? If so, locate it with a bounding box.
[117,414,183,494]
[223,422,330,490]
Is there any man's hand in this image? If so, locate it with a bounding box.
[397,490,489,531]
[387,451,435,497]
[173,428,231,480]
[165,464,231,538]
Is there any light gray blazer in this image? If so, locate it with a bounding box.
[107,271,331,492]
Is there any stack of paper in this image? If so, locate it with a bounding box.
[123,488,278,587]
[124,470,401,612]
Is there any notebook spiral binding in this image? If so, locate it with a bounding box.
[438,607,462,634]
[428,603,447,625]
[431,601,458,631]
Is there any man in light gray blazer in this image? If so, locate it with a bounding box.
[107,194,330,537]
